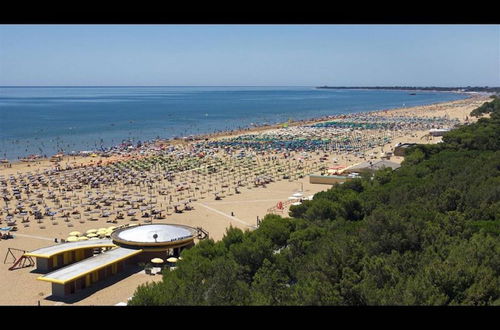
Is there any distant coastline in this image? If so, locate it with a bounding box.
[316,86,500,93]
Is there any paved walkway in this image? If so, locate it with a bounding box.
[194,202,256,228]
[12,233,56,242]
[203,198,283,205]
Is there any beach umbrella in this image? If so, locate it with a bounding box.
[78,236,89,241]
[87,233,98,238]
[151,258,164,264]
[66,236,78,242]
[167,257,178,263]
[86,229,98,234]
[69,231,81,236]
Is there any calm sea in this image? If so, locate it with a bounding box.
[0,86,468,160]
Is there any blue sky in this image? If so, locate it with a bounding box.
[0,24,498,86]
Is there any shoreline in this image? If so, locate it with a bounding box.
[316,86,499,94]
[0,93,490,306]
[2,92,479,168]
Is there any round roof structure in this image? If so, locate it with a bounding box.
[111,224,197,249]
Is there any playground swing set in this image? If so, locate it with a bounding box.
[3,248,35,271]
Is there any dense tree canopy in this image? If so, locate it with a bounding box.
[129,96,500,306]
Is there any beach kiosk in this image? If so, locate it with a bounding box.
[394,143,418,157]
[342,159,401,174]
[25,238,116,272]
[429,128,451,137]
[309,174,350,185]
[27,224,204,297]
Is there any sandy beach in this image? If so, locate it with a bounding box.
[0,93,490,306]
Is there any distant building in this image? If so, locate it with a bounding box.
[309,174,350,185]
[429,128,451,137]
[342,159,401,174]
[394,143,418,157]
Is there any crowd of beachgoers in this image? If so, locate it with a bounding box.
[0,96,475,234]
[0,94,492,306]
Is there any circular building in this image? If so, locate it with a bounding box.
[31,223,206,297]
[109,223,201,267]
[111,223,198,253]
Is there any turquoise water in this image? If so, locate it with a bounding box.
[0,86,468,160]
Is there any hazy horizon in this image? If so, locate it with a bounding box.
[0,84,498,88]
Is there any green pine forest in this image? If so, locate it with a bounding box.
[129,96,500,306]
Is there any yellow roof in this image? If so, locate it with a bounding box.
[37,248,143,285]
[25,241,117,259]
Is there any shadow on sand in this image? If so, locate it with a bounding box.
[43,265,147,305]
[29,268,47,275]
